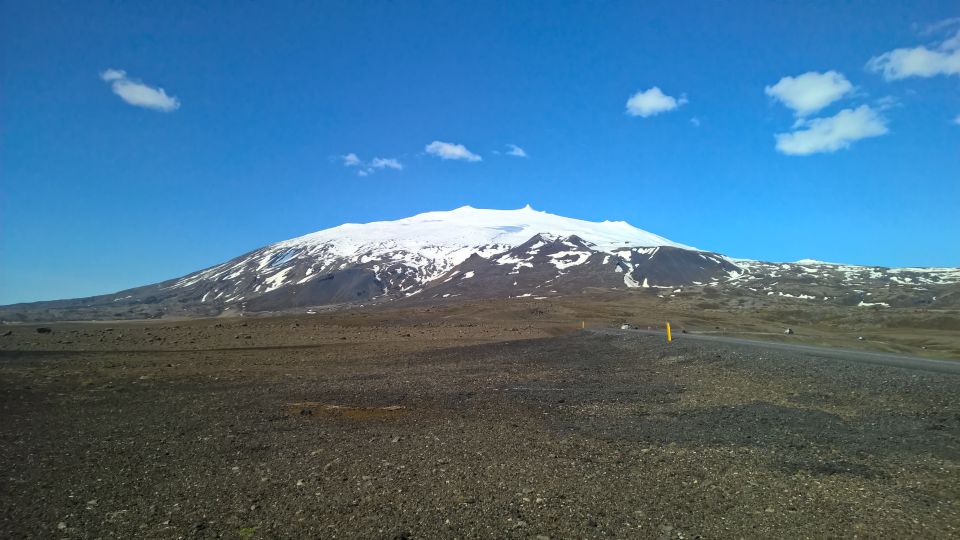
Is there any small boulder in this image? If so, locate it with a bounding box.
[36,327,52,334]
[784,328,794,335]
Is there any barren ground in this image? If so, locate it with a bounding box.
[1,298,958,538]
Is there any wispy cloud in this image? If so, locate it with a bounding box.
[867,28,960,80]
[100,69,180,112]
[774,105,889,156]
[954,114,960,125]
[690,117,701,127]
[873,95,900,111]
[505,144,527,158]
[342,153,362,167]
[370,157,402,170]
[340,153,403,176]
[764,71,853,117]
[625,87,687,117]
[425,141,482,161]
[921,17,960,36]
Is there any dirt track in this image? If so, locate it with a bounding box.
[599,328,960,374]
[1,316,958,538]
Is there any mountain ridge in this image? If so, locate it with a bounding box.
[2,206,958,321]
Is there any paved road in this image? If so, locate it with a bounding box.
[591,327,960,375]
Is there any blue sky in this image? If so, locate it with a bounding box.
[2,1,959,304]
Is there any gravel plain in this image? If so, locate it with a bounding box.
[1,312,958,538]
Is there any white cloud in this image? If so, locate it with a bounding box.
[340,153,402,176]
[867,29,960,80]
[99,69,180,112]
[370,157,402,170]
[922,17,960,36]
[505,144,527,157]
[873,95,900,111]
[774,105,888,156]
[944,30,960,52]
[342,153,361,167]
[954,114,960,125]
[100,69,125,82]
[425,141,482,161]
[625,87,687,117]
[690,117,701,127]
[764,71,853,116]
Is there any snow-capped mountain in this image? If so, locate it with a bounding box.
[158,205,733,313]
[171,204,696,303]
[2,206,958,321]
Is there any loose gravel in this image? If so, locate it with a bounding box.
[1,326,958,538]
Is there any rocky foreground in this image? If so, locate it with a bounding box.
[1,310,958,538]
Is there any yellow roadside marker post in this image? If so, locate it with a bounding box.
[581,321,585,329]
[667,322,672,342]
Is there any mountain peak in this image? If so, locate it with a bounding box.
[5,204,959,321]
[281,206,692,255]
